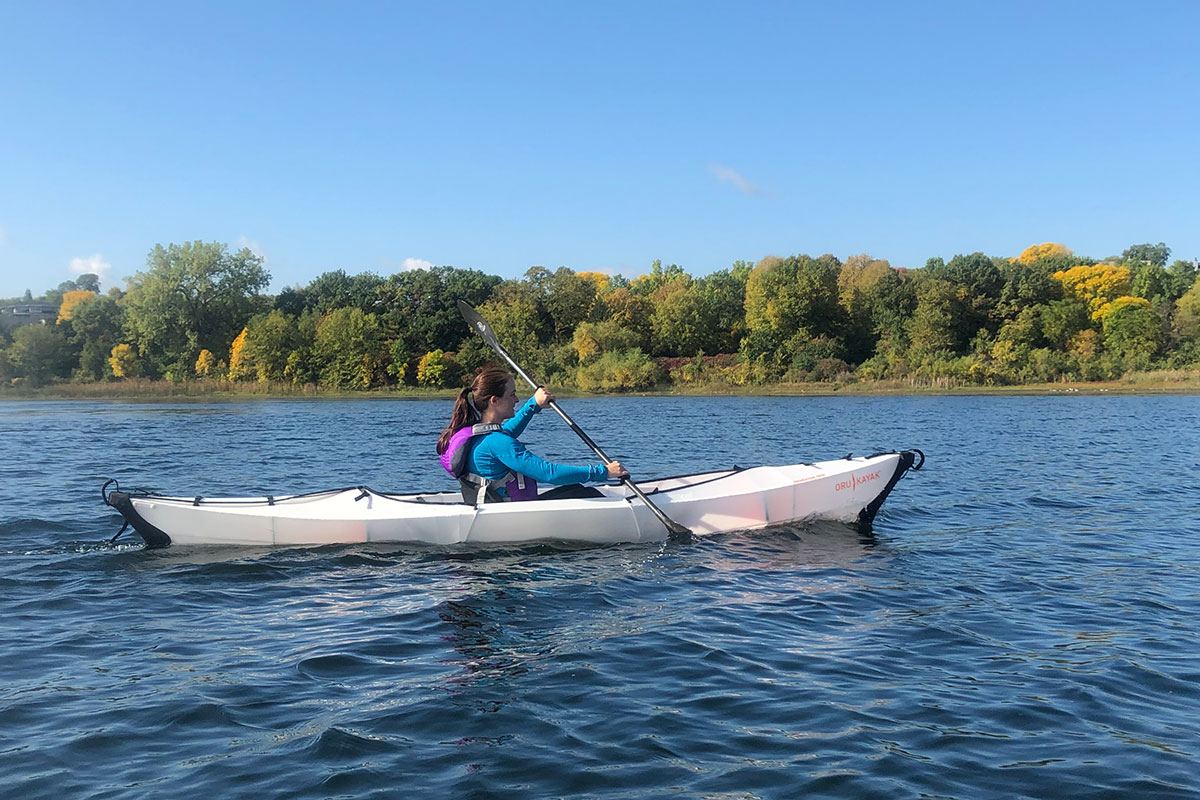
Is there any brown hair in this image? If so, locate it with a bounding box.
[436,367,512,454]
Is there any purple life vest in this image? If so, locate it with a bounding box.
[440,424,539,503]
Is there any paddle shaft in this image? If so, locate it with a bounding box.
[460,305,692,541]
[505,356,614,462]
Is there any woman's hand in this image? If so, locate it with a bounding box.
[534,386,555,408]
[605,460,628,479]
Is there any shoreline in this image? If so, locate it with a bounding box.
[3,375,1199,401]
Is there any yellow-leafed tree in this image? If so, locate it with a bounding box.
[1053,264,1132,321]
[576,271,612,295]
[57,289,97,322]
[227,328,251,380]
[108,343,139,378]
[195,349,216,377]
[416,349,446,387]
[1014,243,1073,264]
[838,254,892,308]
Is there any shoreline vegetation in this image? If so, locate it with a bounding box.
[5,369,1199,401]
[4,240,1199,398]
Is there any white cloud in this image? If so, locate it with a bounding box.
[401,257,434,271]
[69,253,112,284]
[235,236,268,262]
[709,163,760,196]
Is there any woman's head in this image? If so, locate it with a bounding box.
[436,367,515,454]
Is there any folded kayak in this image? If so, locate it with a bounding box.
[102,450,923,548]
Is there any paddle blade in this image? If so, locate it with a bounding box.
[457,300,501,351]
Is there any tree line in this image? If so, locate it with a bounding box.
[2,239,1198,391]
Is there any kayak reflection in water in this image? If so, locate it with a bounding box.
[436,367,628,505]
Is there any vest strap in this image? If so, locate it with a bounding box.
[459,470,516,506]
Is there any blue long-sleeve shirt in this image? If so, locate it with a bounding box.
[467,397,606,488]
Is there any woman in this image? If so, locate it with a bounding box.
[437,367,627,504]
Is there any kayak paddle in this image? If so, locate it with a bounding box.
[457,300,694,544]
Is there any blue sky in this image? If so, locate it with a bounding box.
[1,1,1197,298]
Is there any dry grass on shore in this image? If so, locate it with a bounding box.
[4,370,1199,401]
[1,378,454,401]
[663,369,1200,396]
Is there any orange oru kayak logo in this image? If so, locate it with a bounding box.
[835,470,881,492]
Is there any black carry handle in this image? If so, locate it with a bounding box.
[458,300,693,543]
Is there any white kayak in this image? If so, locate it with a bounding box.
[102,450,923,548]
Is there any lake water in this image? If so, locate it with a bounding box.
[1,394,1198,798]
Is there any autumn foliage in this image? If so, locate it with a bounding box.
[56,290,97,322]
[1014,243,1073,264]
[3,238,1198,390]
[1053,264,1132,321]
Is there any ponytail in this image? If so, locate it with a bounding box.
[436,367,512,454]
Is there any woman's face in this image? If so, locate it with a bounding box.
[491,378,519,420]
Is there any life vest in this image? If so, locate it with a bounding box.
[439,423,539,505]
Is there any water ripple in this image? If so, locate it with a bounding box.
[1,396,1199,798]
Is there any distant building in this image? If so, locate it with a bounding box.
[0,303,59,332]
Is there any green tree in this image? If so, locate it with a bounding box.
[576,348,663,392]
[121,241,269,377]
[743,254,845,365]
[65,293,124,380]
[242,310,303,382]
[926,252,1004,327]
[858,269,916,362]
[906,277,974,358]
[466,282,543,369]
[788,336,849,381]
[276,270,386,317]
[695,264,750,354]
[1170,278,1200,344]
[989,306,1045,380]
[525,266,601,343]
[313,308,387,389]
[629,259,687,296]
[599,288,653,351]
[838,254,893,305]
[1130,263,1171,304]
[1102,297,1161,368]
[1164,260,1198,302]
[7,324,72,385]
[1041,298,1091,349]
[649,277,707,356]
[572,320,642,363]
[997,261,1063,321]
[376,266,502,356]
[387,340,409,383]
[838,254,894,363]
[1122,242,1170,268]
[279,311,319,387]
[74,273,102,293]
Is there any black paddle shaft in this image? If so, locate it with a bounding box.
[457,301,693,542]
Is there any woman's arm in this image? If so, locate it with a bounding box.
[502,396,541,437]
[492,437,604,486]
